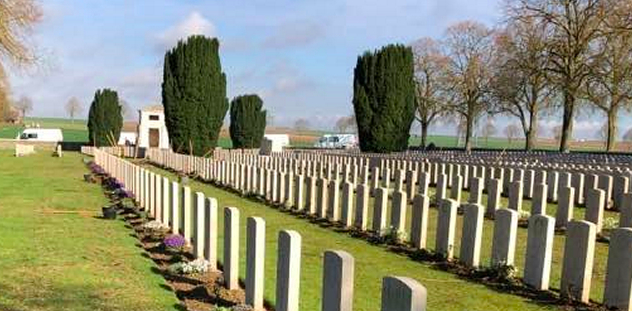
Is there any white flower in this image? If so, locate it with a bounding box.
[169,258,210,275]
[142,220,170,231]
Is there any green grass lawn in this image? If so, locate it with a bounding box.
[141,163,578,311]
[0,150,180,311]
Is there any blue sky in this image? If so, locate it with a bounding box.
[7,0,627,139]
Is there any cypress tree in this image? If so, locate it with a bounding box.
[229,94,267,149]
[352,44,416,153]
[87,88,122,147]
[162,35,228,156]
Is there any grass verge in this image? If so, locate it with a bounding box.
[0,150,180,311]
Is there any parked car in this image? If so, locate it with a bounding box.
[314,134,358,149]
[16,128,64,143]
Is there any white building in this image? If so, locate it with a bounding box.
[137,105,170,149]
[118,131,137,146]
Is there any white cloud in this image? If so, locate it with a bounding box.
[155,12,216,49]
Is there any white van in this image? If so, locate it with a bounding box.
[17,128,64,143]
[264,134,290,148]
[314,134,358,149]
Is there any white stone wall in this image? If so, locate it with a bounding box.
[137,110,170,149]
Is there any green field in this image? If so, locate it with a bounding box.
[0,117,618,151]
[0,150,180,311]
[0,117,89,142]
[409,135,528,150]
[141,162,611,311]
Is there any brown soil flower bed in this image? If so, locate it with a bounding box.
[92,171,255,311]
[120,210,249,310]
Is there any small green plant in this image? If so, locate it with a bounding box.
[379,226,407,244]
[119,197,136,210]
[137,210,148,220]
[487,262,517,282]
[212,304,252,311]
[603,217,619,229]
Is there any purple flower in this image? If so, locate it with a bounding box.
[164,234,186,250]
[123,190,134,198]
[112,180,124,189]
[92,165,105,175]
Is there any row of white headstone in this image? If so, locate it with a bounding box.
[138,148,632,310]
[148,147,631,213]
[146,148,632,233]
[92,149,429,311]
[284,148,632,172]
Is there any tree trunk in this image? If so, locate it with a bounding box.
[606,108,617,152]
[464,116,473,152]
[559,92,575,152]
[526,111,538,151]
[420,121,429,149]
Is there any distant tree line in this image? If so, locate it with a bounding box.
[408,0,632,152]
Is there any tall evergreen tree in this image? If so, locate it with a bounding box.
[87,88,122,146]
[162,35,228,155]
[353,44,416,153]
[229,94,266,149]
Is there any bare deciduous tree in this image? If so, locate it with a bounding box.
[334,115,356,133]
[481,118,497,147]
[411,37,449,148]
[293,118,310,131]
[623,127,632,142]
[510,0,613,152]
[584,0,632,152]
[504,124,521,146]
[0,0,41,122]
[552,124,563,143]
[65,97,82,123]
[14,95,32,122]
[118,99,135,120]
[443,21,495,151]
[491,13,551,151]
[597,122,608,144]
